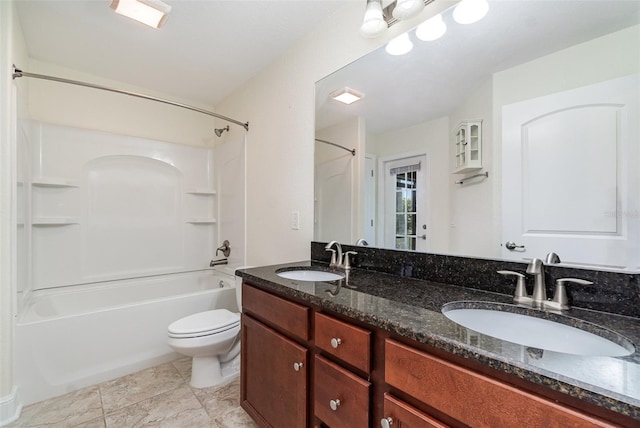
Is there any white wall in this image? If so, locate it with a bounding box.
[368,116,451,253]
[25,60,217,147]
[448,77,494,257]
[215,1,455,266]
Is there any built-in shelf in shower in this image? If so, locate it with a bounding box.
[185,218,217,224]
[32,177,79,188]
[185,188,216,196]
[32,217,80,226]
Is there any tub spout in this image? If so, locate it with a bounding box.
[210,258,228,267]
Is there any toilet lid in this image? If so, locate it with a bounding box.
[168,309,240,336]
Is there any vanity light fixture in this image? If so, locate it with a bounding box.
[360,0,388,38]
[415,13,446,41]
[330,87,365,105]
[392,0,425,20]
[385,32,413,55]
[452,0,489,25]
[110,0,171,29]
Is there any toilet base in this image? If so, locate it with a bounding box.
[190,354,240,389]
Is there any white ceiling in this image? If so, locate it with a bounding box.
[15,0,353,107]
[316,0,640,134]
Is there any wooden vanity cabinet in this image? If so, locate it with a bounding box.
[384,339,619,428]
[241,281,632,428]
[240,284,311,427]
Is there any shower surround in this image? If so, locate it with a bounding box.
[14,120,246,406]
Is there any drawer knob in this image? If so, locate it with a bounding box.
[329,399,341,411]
[380,417,394,428]
[330,337,342,348]
[293,362,304,371]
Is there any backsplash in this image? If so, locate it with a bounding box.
[311,242,640,318]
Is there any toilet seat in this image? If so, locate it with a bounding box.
[168,309,240,338]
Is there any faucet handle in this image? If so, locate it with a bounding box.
[497,270,531,304]
[343,251,358,270]
[325,248,337,267]
[546,278,594,311]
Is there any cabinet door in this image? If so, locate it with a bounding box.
[381,393,449,428]
[241,314,308,427]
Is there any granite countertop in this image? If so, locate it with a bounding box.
[237,261,640,421]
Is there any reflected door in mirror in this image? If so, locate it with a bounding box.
[381,155,428,252]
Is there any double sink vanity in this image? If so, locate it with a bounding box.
[236,242,640,427]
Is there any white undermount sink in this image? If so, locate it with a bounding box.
[442,303,634,357]
[276,269,344,282]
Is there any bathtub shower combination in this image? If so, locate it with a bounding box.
[15,121,246,406]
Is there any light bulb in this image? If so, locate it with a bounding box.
[386,33,413,56]
[392,0,425,20]
[415,14,446,41]
[360,0,388,38]
[453,0,489,25]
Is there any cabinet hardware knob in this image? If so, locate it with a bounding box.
[330,337,342,348]
[380,417,394,428]
[329,399,341,411]
[293,362,303,371]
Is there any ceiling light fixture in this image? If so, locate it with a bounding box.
[452,0,489,25]
[330,87,365,105]
[392,0,425,20]
[415,13,446,41]
[110,0,171,29]
[360,0,388,38]
[385,32,413,56]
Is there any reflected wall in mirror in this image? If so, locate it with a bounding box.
[315,0,640,271]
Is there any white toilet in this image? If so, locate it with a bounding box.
[167,274,243,388]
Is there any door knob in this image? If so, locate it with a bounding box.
[505,241,525,250]
[380,417,394,428]
[293,362,303,371]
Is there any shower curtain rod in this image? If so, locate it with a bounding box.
[12,66,249,132]
[315,138,355,156]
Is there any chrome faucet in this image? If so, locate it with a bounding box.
[325,241,343,268]
[325,241,358,270]
[526,258,547,307]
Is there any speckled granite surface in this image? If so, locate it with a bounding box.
[311,242,640,318]
[236,261,640,421]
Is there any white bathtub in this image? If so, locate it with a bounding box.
[16,268,238,406]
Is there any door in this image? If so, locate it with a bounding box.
[502,74,639,268]
[380,155,428,251]
[241,315,308,427]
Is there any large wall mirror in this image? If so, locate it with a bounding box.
[315,0,640,271]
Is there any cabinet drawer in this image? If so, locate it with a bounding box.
[242,283,309,340]
[385,339,616,428]
[315,312,371,373]
[382,393,449,428]
[314,355,370,428]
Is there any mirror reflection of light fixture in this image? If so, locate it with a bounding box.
[330,87,365,105]
[386,32,413,55]
[392,0,425,20]
[110,0,171,29]
[453,0,489,24]
[415,13,446,41]
[360,0,388,38]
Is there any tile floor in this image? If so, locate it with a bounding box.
[8,358,258,428]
